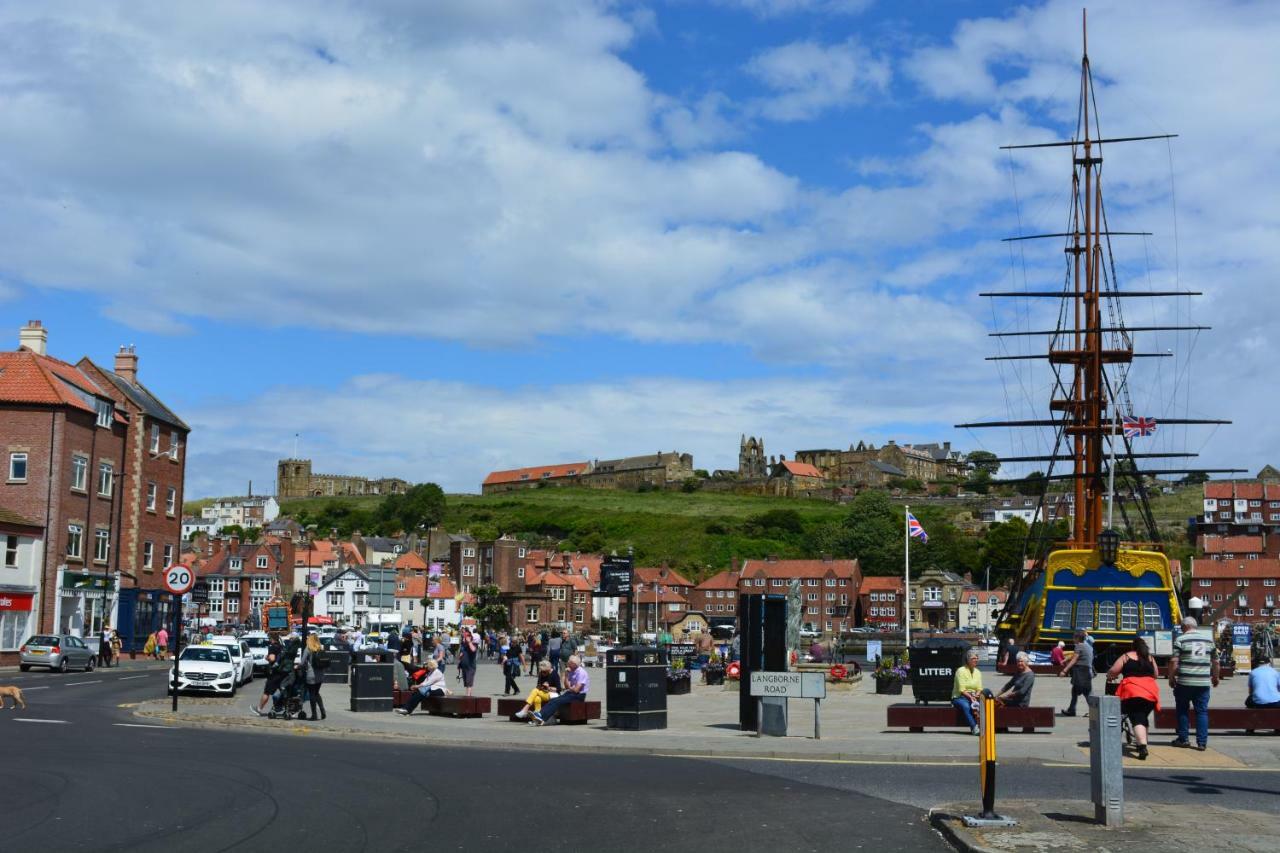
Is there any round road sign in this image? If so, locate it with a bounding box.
[163,564,195,595]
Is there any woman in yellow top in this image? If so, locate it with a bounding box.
[951,650,984,735]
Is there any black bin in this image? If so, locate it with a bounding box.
[349,662,394,712]
[606,645,667,730]
[909,638,970,704]
[321,650,351,684]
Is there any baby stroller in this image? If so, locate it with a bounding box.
[267,668,304,720]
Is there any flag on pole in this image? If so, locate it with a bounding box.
[1122,415,1158,438]
[907,512,928,544]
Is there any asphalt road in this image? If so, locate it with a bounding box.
[0,666,947,852]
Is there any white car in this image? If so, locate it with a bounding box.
[170,646,238,696]
[208,636,255,686]
[242,632,273,674]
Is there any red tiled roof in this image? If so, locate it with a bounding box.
[696,570,740,590]
[1268,484,1280,501]
[860,575,904,592]
[634,566,694,588]
[1235,483,1264,499]
[483,462,590,487]
[1202,535,1264,554]
[394,551,428,570]
[1191,558,1280,579]
[777,460,824,479]
[0,349,120,417]
[741,559,860,579]
[397,575,426,598]
[633,583,690,604]
[1204,483,1234,499]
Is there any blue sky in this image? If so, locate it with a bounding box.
[2,1,1277,496]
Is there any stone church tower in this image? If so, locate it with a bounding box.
[277,458,313,498]
[739,435,767,479]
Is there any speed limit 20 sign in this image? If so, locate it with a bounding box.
[163,564,195,595]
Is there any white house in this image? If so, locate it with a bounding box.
[181,517,219,539]
[0,518,45,661]
[316,567,370,628]
[964,590,1008,632]
[200,496,281,531]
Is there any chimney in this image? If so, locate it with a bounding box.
[211,535,224,559]
[19,321,47,356]
[114,345,138,383]
[229,535,241,554]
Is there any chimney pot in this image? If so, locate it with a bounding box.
[19,321,48,356]
[114,345,139,383]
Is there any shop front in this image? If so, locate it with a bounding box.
[0,590,37,666]
[116,588,179,655]
[58,570,116,639]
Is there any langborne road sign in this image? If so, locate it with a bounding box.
[163,564,195,595]
[749,671,826,699]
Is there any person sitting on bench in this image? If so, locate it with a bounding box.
[951,650,984,735]
[995,652,1036,707]
[395,658,450,716]
[513,660,561,720]
[1246,653,1280,709]
[532,655,588,726]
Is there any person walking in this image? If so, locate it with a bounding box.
[1169,616,1219,750]
[251,633,286,716]
[527,633,542,676]
[502,637,523,696]
[558,629,576,675]
[951,650,984,735]
[547,631,563,675]
[1058,630,1094,717]
[432,634,447,675]
[98,626,114,668]
[1106,636,1159,760]
[156,625,170,661]
[458,626,478,697]
[300,633,327,721]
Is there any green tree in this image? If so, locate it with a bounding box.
[836,491,902,575]
[377,483,447,535]
[745,509,805,537]
[1016,471,1047,496]
[967,450,1001,476]
[965,469,993,495]
[981,517,1030,585]
[1180,471,1209,485]
[468,584,510,633]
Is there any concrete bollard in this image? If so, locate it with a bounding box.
[1088,694,1124,826]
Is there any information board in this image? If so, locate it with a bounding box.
[597,557,634,596]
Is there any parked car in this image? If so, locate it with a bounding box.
[170,646,237,696]
[242,632,273,674]
[19,634,96,673]
[208,636,255,686]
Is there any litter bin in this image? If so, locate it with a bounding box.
[606,645,667,730]
[349,662,394,712]
[909,638,970,704]
[321,650,351,684]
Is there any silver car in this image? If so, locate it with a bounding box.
[19,634,97,673]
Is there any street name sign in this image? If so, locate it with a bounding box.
[749,671,826,699]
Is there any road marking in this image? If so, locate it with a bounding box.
[21,686,49,691]
[118,675,149,681]
[113,723,174,730]
[64,680,103,686]
[1044,761,1280,773]
[658,754,972,767]
[13,718,69,724]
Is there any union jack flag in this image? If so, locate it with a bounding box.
[1123,415,1158,438]
[907,512,928,544]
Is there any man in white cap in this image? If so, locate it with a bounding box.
[1168,616,1219,751]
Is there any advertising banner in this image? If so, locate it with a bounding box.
[428,563,442,595]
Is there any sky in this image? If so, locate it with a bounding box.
[1,0,1277,497]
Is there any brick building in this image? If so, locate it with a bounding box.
[276,457,409,499]
[0,507,44,666]
[480,462,591,495]
[767,459,827,497]
[692,569,740,627]
[1196,478,1280,540]
[738,557,862,637]
[581,452,695,490]
[448,535,529,595]
[0,322,187,654]
[193,535,294,629]
[859,575,905,631]
[1189,557,1280,623]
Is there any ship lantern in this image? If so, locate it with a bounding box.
[1097,529,1121,565]
[1187,596,1206,624]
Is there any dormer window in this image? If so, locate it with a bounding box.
[95,399,113,428]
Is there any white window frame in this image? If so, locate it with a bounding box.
[8,452,27,482]
[166,487,176,515]
[94,528,110,563]
[70,455,87,491]
[163,544,174,567]
[97,461,113,497]
[67,524,83,559]
[526,606,539,623]
[143,541,153,569]
[95,399,113,428]
[146,482,157,511]
[150,424,161,453]
[256,555,268,569]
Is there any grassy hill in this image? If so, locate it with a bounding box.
[257,482,1206,582]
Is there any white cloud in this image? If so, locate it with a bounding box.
[745,39,890,121]
[713,0,874,18]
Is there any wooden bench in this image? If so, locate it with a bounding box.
[496,697,602,724]
[886,703,1055,733]
[996,662,1060,676]
[423,696,491,718]
[1152,707,1280,734]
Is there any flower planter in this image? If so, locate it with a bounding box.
[703,667,725,686]
[667,676,691,695]
[875,680,904,695]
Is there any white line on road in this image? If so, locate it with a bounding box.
[21,686,50,691]
[118,675,150,680]
[14,718,69,724]
[113,723,174,730]
[64,680,103,686]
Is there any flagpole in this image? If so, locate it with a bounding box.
[904,505,911,652]
[1106,404,1118,529]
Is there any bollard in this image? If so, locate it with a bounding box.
[1089,694,1124,826]
[963,692,1015,827]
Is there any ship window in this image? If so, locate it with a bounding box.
[1119,602,1139,631]
[1141,602,1163,629]
[1051,600,1073,630]
[1074,600,1094,630]
[1097,601,1117,630]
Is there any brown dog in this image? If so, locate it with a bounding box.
[0,685,26,710]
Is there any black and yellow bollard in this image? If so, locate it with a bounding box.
[964,690,1016,827]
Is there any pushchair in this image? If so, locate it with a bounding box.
[267,668,304,720]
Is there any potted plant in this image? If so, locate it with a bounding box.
[703,652,726,686]
[873,659,909,695]
[666,657,692,695]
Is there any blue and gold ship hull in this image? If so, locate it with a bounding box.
[1002,548,1182,648]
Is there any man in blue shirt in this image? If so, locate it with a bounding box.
[1246,654,1280,708]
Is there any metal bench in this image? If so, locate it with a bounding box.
[1152,707,1280,734]
[886,703,1055,733]
[496,697,601,724]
